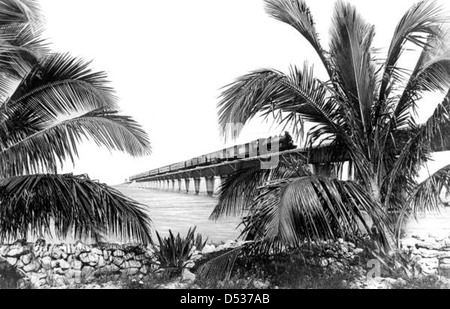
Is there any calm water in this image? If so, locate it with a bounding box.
[115,186,242,243]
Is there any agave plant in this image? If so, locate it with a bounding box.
[0,0,152,243]
[214,0,450,250]
[154,227,207,275]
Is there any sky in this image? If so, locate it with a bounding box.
[37,0,450,185]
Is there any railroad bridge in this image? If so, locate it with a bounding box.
[128,143,345,197]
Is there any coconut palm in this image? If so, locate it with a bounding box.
[213,0,450,250]
[0,0,152,244]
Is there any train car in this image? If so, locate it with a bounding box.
[130,132,296,180]
[159,165,171,174]
[170,161,186,172]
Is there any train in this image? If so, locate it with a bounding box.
[130,131,296,181]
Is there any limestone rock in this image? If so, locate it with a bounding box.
[79,253,99,266]
[71,260,83,271]
[74,241,91,255]
[135,254,147,261]
[113,250,125,257]
[181,269,196,282]
[41,257,52,270]
[122,260,141,269]
[0,245,9,256]
[81,266,95,280]
[91,248,103,256]
[28,272,47,287]
[202,244,215,254]
[97,256,107,268]
[103,250,110,261]
[49,274,69,287]
[112,257,124,267]
[99,264,120,274]
[418,249,440,258]
[140,265,148,275]
[23,260,41,272]
[183,260,195,269]
[6,245,28,258]
[121,268,139,276]
[20,253,33,265]
[416,242,444,251]
[124,253,135,261]
[438,251,450,259]
[5,257,17,266]
[59,259,70,270]
[65,269,82,284]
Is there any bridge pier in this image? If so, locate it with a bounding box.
[177,179,182,191]
[194,178,201,195]
[185,178,191,193]
[165,179,170,190]
[206,177,215,197]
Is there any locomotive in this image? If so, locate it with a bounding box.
[130,132,296,181]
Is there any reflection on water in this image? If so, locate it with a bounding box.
[115,186,243,244]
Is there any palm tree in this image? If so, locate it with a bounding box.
[0,0,152,244]
[213,0,450,251]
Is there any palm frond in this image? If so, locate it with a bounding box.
[7,52,117,106]
[0,173,152,244]
[197,246,243,283]
[241,176,392,250]
[0,0,42,27]
[264,0,332,77]
[211,154,310,220]
[0,108,151,178]
[379,0,446,101]
[384,94,450,208]
[329,0,377,142]
[0,53,121,152]
[394,29,450,127]
[395,164,450,238]
[218,63,331,141]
